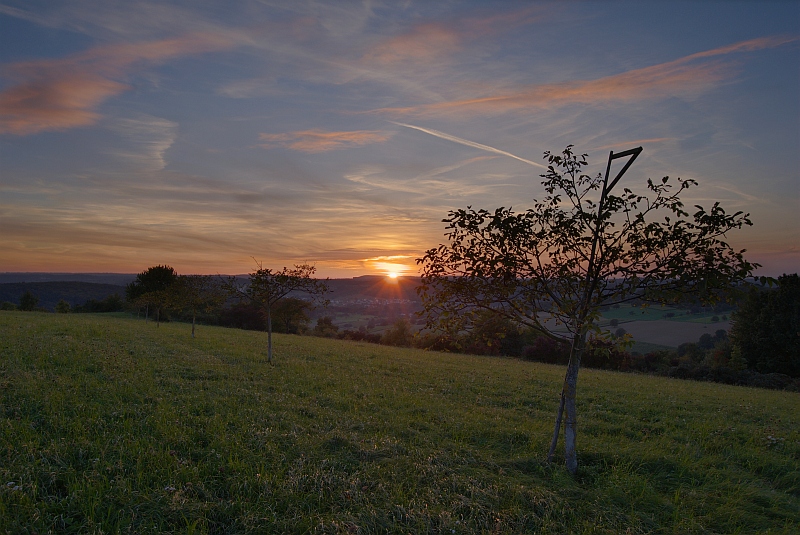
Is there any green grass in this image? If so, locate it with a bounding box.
[1,312,798,534]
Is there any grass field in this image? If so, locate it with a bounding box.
[1,312,798,534]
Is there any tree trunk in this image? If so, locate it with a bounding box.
[547,390,565,463]
[548,329,587,475]
[564,331,586,474]
[156,307,160,327]
[191,312,196,338]
[266,306,273,364]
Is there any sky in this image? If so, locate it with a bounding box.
[0,1,798,278]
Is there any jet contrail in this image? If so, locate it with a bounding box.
[391,121,547,169]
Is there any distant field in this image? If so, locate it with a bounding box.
[1,312,798,534]
[599,304,732,347]
[619,320,731,348]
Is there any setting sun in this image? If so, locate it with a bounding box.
[387,272,398,279]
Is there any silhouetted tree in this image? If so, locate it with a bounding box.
[126,265,178,326]
[419,145,757,474]
[172,275,226,338]
[226,262,328,364]
[730,273,799,377]
[272,297,312,334]
[313,316,339,338]
[381,318,413,347]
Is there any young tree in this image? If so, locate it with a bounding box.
[172,275,227,338]
[226,262,328,364]
[126,265,178,326]
[418,146,757,474]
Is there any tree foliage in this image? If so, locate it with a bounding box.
[226,262,328,363]
[272,297,312,334]
[126,265,178,325]
[418,145,757,474]
[172,275,226,338]
[730,273,800,377]
[381,318,414,347]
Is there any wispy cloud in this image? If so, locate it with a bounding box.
[106,114,178,172]
[0,32,237,135]
[361,23,461,66]
[361,5,543,67]
[372,36,798,118]
[392,122,547,169]
[258,129,393,153]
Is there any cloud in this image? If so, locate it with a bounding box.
[258,129,393,153]
[361,23,461,66]
[371,36,798,118]
[0,32,237,135]
[361,6,544,67]
[107,114,178,172]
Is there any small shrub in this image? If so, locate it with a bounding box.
[521,337,569,364]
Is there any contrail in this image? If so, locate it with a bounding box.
[391,121,547,169]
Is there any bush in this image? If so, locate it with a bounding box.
[339,330,381,344]
[521,337,569,364]
[313,317,339,338]
[582,338,632,370]
[74,294,124,313]
[627,351,672,373]
[19,291,38,311]
[219,303,266,331]
[381,319,413,347]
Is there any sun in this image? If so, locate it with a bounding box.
[387,272,399,279]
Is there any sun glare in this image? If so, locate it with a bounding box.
[387,272,398,279]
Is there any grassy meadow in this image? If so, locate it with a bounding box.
[0,312,798,534]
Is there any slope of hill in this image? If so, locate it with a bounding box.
[0,311,797,533]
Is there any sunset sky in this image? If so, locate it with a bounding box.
[1,1,798,278]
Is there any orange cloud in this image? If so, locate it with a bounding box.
[362,23,461,65]
[258,129,393,152]
[371,35,797,118]
[0,32,237,135]
[361,7,544,67]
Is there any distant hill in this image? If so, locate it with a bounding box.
[0,273,136,285]
[0,273,422,311]
[0,281,126,311]
[326,276,421,303]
